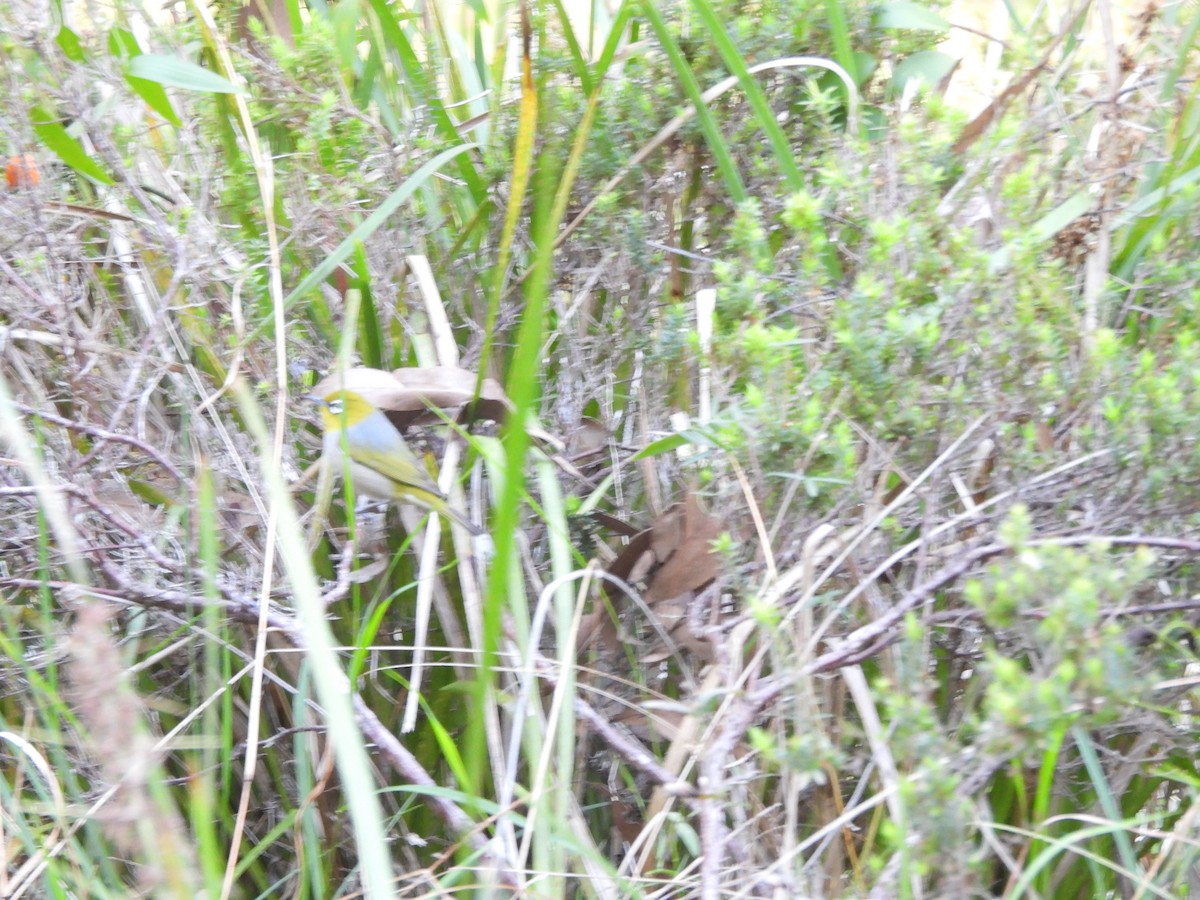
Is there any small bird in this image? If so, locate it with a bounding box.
[309,386,480,534]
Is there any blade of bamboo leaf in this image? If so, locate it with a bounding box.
[353,242,383,369]
[825,0,859,86]
[549,0,593,92]
[637,1,746,202]
[247,143,475,342]
[363,0,485,201]
[55,23,88,62]
[30,106,115,186]
[687,0,803,190]
[125,72,182,126]
[128,54,243,94]
[549,1,634,228]
[110,29,180,126]
[476,2,540,401]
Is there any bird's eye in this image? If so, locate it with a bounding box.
[327,398,343,416]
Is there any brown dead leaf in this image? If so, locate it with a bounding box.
[605,496,722,602]
[311,366,511,430]
[310,366,567,454]
[603,526,654,595]
[643,496,722,604]
[566,415,609,461]
[586,510,641,539]
[599,496,724,662]
[390,366,514,427]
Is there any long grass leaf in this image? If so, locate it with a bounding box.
[638,1,746,201]
[491,3,540,302]
[549,1,633,228]
[824,0,859,92]
[246,143,476,342]
[232,379,397,900]
[687,0,803,189]
[363,0,486,200]
[475,2,541,414]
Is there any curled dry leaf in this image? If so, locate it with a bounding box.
[565,415,609,461]
[575,496,725,809]
[310,366,564,451]
[390,366,514,428]
[310,365,508,430]
[606,496,722,602]
[597,495,724,663]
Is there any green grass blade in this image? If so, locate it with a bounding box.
[687,0,803,189]
[639,1,746,201]
[247,143,476,342]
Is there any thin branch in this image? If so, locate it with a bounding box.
[12,404,187,481]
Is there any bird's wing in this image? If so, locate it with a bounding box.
[351,444,447,502]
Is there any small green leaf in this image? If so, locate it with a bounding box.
[890,50,957,94]
[878,1,950,31]
[990,189,1097,271]
[1029,190,1095,242]
[854,51,879,83]
[353,242,382,369]
[107,26,139,56]
[108,28,181,125]
[30,106,115,185]
[633,430,711,460]
[128,54,243,95]
[125,73,182,126]
[55,25,87,62]
[129,479,175,507]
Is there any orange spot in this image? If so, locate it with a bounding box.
[5,154,39,190]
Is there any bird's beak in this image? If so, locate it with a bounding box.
[295,395,327,424]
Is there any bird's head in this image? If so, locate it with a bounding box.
[309,388,377,433]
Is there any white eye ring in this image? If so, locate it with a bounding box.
[327,397,343,416]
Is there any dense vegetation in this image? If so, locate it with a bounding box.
[2,0,1199,896]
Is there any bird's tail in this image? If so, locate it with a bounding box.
[434,500,484,536]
